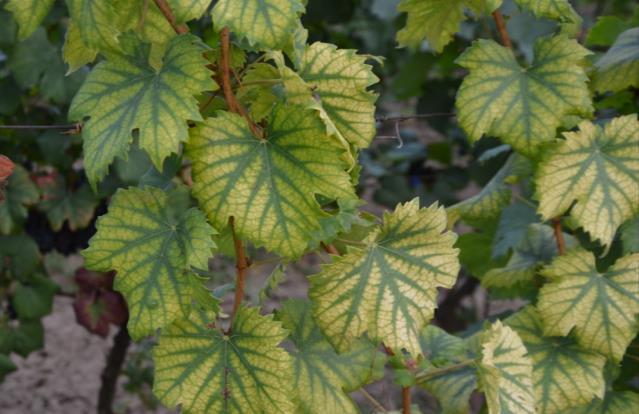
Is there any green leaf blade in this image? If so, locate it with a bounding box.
[5,0,54,40]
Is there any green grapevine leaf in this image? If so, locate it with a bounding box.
[63,20,97,73]
[537,248,639,362]
[4,0,54,40]
[456,35,591,155]
[187,105,356,259]
[536,115,639,248]
[211,0,305,50]
[482,224,575,291]
[153,307,295,413]
[37,174,98,231]
[448,154,530,224]
[66,0,121,52]
[492,201,539,258]
[82,186,216,339]
[478,321,535,414]
[0,234,41,279]
[0,354,16,381]
[513,0,582,35]
[417,326,477,414]
[0,165,39,234]
[278,300,385,414]
[69,34,215,186]
[309,199,460,355]
[396,0,500,53]
[593,28,639,93]
[12,273,58,320]
[296,42,379,149]
[620,217,639,254]
[507,306,606,413]
[566,391,639,414]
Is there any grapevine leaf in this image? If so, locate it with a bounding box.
[187,105,356,259]
[278,300,385,414]
[456,35,592,155]
[63,20,97,74]
[536,115,639,248]
[513,0,582,35]
[0,354,16,381]
[3,319,44,357]
[417,326,477,414]
[211,0,305,50]
[66,0,121,52]
[537,248,639,362]
[153,307,295,413]
[4,0,54,40]
[169,0,212,23]
[620,217,639,254]
[478,321,535,414]
[296,42,379,149]
[593,28,639,93]
[82,186,216,339]
[507,306,606,413]
[0,234,41,279]
[566,391,639,414]
[483,224,575,291]
[69,34,215,186]
[37,174,98,231]
[0,165,39,234]
[492,201,539,258]
[11,274,57,320]
[309,199,460,355]
[448,154,530,224]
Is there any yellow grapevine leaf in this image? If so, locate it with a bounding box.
[187,105,356,259]
[69,34,215,187]
[566,391,639,414]
[82,186,216,339]
[537,248,639,362]
[309,199,460,355]
[507,306,606,413]
[417,325,477,414]
[396,0,501,52]
[536,115,639,248]
[593,28,639,93]
[478,321,535,414]
[212,0,305,50]
[456,35,592,156]
[63,20,98,74]
[67,0,121,53]
[513,0,582,35]
[153,307,295,413]
[4,0,54,40]
[277,300,385,414]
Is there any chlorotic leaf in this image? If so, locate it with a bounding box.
[448,154,530,224]
[478,321,535,414]
[296,42,379,148]
[63,20,97,74]
[66,0,121,52]
[4,0,54,40]
[169,0,212,23]
[536,115,639,248]
[456,35,592,155]
[69,34,215,186]
[187,105,356,259]
[37,174,98,231]
[507,306,606,413]
[417,326,477,414]
[278,300,385,414]
[82,186,216,339]
[0,165,39,234]
[396,0,490,52]
[537,248,639,362]
[211,0,305,50]
[593,28,639,93]
[513,0,582,35]
[309,199,460,355]
[153,307,295,413]
[566,391,639,414]
[482,224,575,291]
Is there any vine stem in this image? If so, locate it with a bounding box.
[227,217,248,334]
[402,387,411,414]
[97,324,131,414]
[360,389,388,413]
[219,27,262,138]
[552,218,566,256]
[491,10,512,48]
[152,0,188,34]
